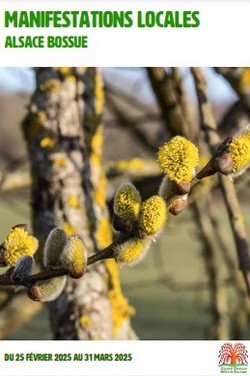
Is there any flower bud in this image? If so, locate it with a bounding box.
[60,235,87,279]
[212,152,233,175]
[27,276,66,302]
[114,237,150,266]
[11,255,34,281]
[43,227,67,268]
[113,183,141,230]
[169,195,188,216]
[198,139,234,180]
[230,125,250,177]
[138,195,167,236]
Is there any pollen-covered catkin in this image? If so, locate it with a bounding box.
[114,237,150,266]
[157,136,199,183]
[43,227,67,267]
[3,227,38,266]
[60,235,87,278]
[230,125,250,176]
[27,276,67,302]
[138,195,167,236]
[113,182,141,223]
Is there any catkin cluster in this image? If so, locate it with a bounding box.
[157,136,199,215]
[113,183,167,266]
[1,130,248,304]
[0,225,88,303]
[28,228,88,302]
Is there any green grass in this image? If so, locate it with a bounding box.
[2,198,250,340]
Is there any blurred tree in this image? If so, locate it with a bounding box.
[22,68,135,339]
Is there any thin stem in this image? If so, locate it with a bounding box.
[191,67,250,297]
[0,236,127,288]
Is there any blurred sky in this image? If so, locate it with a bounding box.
[0,67,237,105]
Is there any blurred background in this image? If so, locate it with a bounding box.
[0,67,249,340]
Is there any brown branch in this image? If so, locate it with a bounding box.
[171,67,198,141]
[146,67,195,140]
[0,235,128,288]
[214,68,250,110]
[191,67,250,296]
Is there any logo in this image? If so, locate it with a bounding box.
[218,343,248,373]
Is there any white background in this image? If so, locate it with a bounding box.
[0,0,249,66]
[0,340,247,376]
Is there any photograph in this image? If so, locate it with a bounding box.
[0,67,249,341]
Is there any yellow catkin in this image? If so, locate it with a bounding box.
[114,183,141,222]
[27,276,66,302]
[230,126,250,174]
[3,227,38,266]
[139,195,167,236]
[114,238,150,266]
[60,235,87,278]
[157,136,199,183]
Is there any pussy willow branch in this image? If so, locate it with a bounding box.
[0,234,129,288]
[191,67,250,297]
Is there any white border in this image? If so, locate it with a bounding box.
[0,0,249,66]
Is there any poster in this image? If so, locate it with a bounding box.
[0,1,249,375]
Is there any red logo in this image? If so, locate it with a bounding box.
[218,343,248,373]
[219,343,248,365]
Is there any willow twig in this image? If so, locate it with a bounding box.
[191,67,250,296]
[0,235,129,288]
